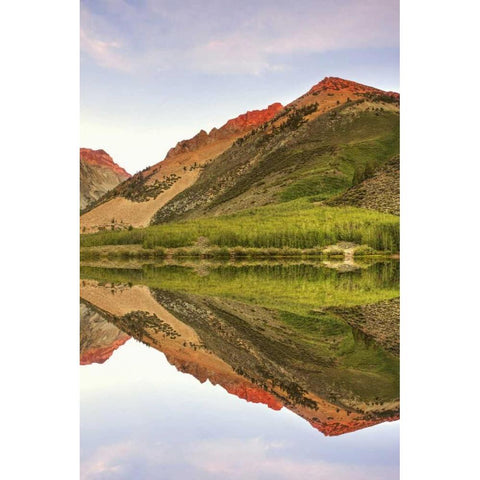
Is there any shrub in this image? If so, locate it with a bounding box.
[353,245,376,256]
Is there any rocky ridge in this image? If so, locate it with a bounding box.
[80,148,131,210]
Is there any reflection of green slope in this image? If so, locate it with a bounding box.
[326,298,400,355]
[80,261,399,317]
[80,260,399,419]
[150,289,398,411]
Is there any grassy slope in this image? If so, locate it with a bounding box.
[326,155,400,215]
[151,100,399,223]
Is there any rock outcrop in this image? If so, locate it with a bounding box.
[307,76,399,99]
[166,103,283,158]
[80,148,131,210]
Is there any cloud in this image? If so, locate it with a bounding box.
[80,28,131,72]
[80,0,398,75]
[81,437,397,480]
[188,437,396,480]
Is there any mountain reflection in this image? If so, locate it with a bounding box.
[80,301,130,365]
[80,260,399,436]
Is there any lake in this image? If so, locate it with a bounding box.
[80,258,399,479]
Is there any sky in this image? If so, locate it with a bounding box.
[80,0,399,174]
[81,339,399,480]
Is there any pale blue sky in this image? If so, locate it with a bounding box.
[81,339,399,480]
[81,0,399,174]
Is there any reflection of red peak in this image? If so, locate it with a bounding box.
[310,414,400,437]
[80,148,131,178]
[164,352,282,410]
[223,383,283,410]
[308,76,399,99]
[146,343,397,437]
[165,103,284,159]
[80,336,130,365]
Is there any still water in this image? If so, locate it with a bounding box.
[80,259,399,479]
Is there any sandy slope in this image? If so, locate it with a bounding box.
[80,169,201,232]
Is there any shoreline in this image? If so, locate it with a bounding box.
[80,243,399,261]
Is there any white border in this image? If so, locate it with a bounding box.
[401,0,480,478]
[2,1,79,478]
[3,0,479,478]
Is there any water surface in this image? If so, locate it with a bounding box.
[80,259,399,479]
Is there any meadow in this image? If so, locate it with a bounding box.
[80,200,399,252]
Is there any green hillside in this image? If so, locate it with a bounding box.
[152,99,399,223]
[326,155,400,215]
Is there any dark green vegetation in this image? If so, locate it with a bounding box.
[80,200,399,251]
[153,289,398,410]
[79,244,391,261]
[152,99,399,223]
[81,260,399,412]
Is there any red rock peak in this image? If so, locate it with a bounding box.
[221,102,284,132]
[80,148,131,178]
[308,77,399,99]
[165,102,284,159]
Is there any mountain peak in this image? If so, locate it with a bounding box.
[221,102,283,132]
[307,77,398,98]
[80,148,132,210]
[165,102,284,159]
[80,148,131,178]
[80,76,399,232]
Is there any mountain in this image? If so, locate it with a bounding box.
[80,103,283,232]
[152,79,399,223]
[80,77,399,233]
[80,148,131,211]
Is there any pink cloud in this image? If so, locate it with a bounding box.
[81,0,398,75]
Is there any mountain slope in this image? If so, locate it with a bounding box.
[325,154,400,215]
[80,103,283,232]
[80,77,399,233]
[153,94,399,223]
[80,148,131,210]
